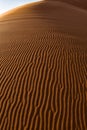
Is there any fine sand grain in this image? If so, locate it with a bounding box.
[0,0,87,130]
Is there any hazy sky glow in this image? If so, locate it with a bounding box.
[0,0,41,14]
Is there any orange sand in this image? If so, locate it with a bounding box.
[0,0,87,130]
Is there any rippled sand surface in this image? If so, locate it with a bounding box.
[0,0,87,130]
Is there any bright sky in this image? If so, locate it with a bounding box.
[0,0,41,14]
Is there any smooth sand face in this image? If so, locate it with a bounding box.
[0,1,87,130]
[47,0,87,10]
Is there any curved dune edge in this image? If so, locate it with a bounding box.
[0,0,43,17]
[0,0,87,130]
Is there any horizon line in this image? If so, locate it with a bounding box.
[0,0,43,16]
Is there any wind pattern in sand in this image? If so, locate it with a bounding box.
[0,1,87,130]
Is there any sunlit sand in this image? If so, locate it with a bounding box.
[0,0,87,130]
[0,0,43,16]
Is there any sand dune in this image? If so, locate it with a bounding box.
[0,0,87,130]
[47,0,87,10]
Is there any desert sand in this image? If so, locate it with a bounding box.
[48,0,87,10]
[0,0,87,130]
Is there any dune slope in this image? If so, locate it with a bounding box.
[47,0,87,10]
[0,1,87,130]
